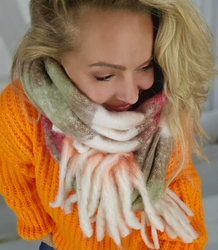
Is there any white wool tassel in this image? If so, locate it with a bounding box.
[87,154,125,217]
[166,188,194,216]
[95,154,130,246]
[141,212,155,249]
[151,226,160,249]
[63,154,79,214]
[65,154,79,193]
[106,172,130,238]
[101,173,124,247]
[164,225,177,240]
[64,194,77,215]
[114,165,141,229]
[130,163,165,233]
[51,143,198,249]
[96,200,106,242]
[50,137,74,208]
[64,151,102,215]
[76,149,99,238]
[154,188,198,243]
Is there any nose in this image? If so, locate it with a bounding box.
[116,79,140,104]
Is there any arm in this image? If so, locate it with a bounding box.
[0,82,54,240]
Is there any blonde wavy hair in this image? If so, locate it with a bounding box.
[11,0,216,184]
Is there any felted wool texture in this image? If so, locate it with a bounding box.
[21,58,166,154]
[20,58,198,248]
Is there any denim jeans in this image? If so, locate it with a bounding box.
[39,242,56,250]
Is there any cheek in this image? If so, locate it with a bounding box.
[77,82,113,104]
[63,68,111,104]
[139,68,155,90]
[147,68,155,88]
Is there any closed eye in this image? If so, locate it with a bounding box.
[95,75,113,81]
[94,62,153,81]
[142,64,153,72]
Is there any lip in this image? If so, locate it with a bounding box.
[103,103,132,111]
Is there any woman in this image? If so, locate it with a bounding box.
[0,0,216,249]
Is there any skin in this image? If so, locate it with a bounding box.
[61,9,154,108]
[41,233,56,248]
[42,9,154,247]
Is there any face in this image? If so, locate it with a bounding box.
[61,9,154,111]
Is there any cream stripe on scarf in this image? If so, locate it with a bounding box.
[21,58,198,249]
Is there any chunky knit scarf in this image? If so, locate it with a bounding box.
[21,58,198,249]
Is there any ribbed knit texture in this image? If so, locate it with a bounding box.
[0,80,207,250]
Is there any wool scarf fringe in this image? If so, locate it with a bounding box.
[21,58,198,248]
[50,137,198,249]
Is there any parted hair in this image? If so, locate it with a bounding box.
[11,0,216,184]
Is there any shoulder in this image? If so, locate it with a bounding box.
[0,79,38,119]
[166,139,201,185]
[0,79,42,163]
[0,79,39,132]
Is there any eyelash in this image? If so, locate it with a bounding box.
[94,64,153,82]
[142,64,153,72]
[95,75,113,81]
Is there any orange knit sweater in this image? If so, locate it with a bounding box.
[0,81,207,250]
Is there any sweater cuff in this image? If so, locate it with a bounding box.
[17,200,55,240]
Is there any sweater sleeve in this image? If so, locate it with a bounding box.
[131,153,208,250]
[0,82,54,240]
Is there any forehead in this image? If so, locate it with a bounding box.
[65,9,154,65]
[82,10,152,44]
[80,8,151,26]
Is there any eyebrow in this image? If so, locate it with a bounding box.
[88,55,153,71]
